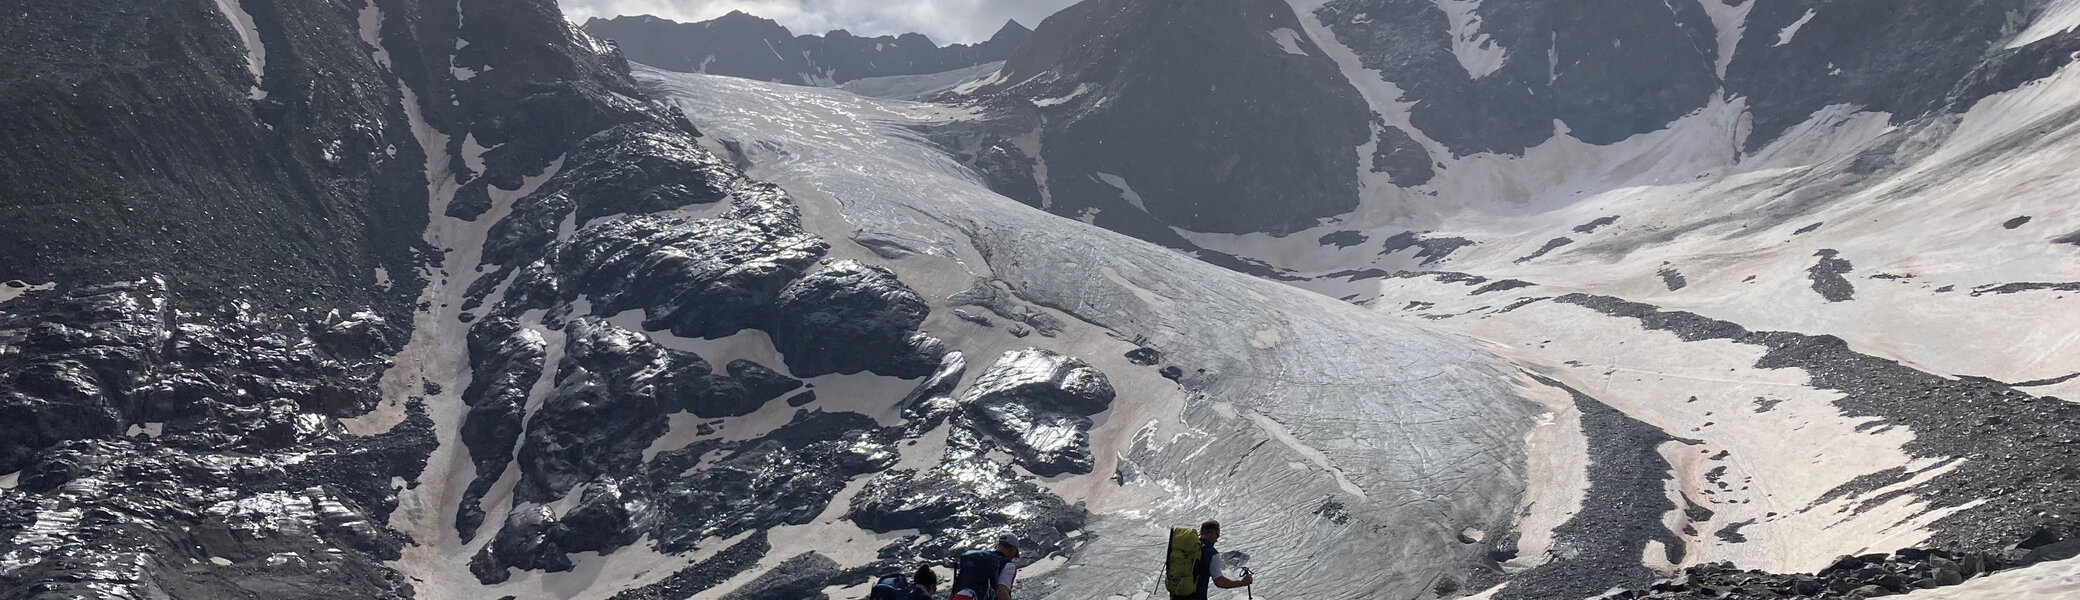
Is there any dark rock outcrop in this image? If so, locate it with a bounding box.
[847,456,1089,562]
[979,0,1374,237]
[456,317,548,541]
[472,506,575,584]
[1726,0,2079,152]
[1382,231,1478,265]
[958,349,1117,476]
[584,13,1031,86]
[1316,0,1720,157]
[768,260,945,379]
[0,278,395,474]
[650,411,900,554]
[1808,249,1856,302]
[545,193,828,331]
[513,319,674,503]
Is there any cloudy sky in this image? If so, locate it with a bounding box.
[558,0,1081,44]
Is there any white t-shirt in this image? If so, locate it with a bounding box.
[1206,552,1224,580]
[996,561,1018,588]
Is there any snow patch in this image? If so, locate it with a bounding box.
[357,2,390,69]
[1775,9,1816,47]
[1271,28,1310,56]
[0,281,54,306]
[1696,0,1754,77]
[460,134,490,178]
[1092,172,1149,213]
[0,471,16,490]
[209,0,268,99]
[1031,83,1091,107]
[1435,0,1508,78]
[697,54,717,73]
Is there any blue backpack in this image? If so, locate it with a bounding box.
[952,549,1008,597]
[869,573,918,600]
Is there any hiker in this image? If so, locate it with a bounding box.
[869,564,939,600]
[950,534,1020,600]
[1166,520,1252,600]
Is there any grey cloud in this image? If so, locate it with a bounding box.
[557,0,1080,44]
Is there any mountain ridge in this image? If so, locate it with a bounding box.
[581,12,1032,86]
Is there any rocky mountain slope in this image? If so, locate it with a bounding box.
[582,12,1032,86]
[4,0,2080,599]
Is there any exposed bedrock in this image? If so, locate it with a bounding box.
[608,531,772,600]
[769,260,946,378]
[983,0,1372,235]
[471,121,734,251]
[547,205,828,339]
[0,403,433,599]
[456,317,548,541]
[472,505,575,584]
[1727,0,2080,152]
[1316,0,1719,156]
[846,457,1089,561]
[957,348,1117,477]
[725,359,804,407]
[513,319,675,504]
[0,278,396,474]
[649,410,900,553]
[582,12,1031,86]
[558,475,656,554]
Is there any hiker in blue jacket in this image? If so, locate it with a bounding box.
[1175,520,1252,600]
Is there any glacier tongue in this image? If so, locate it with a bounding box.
[638,66,1553,600]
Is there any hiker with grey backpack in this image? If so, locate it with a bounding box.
[1165,520,1253,600]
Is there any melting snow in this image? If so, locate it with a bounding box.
[2011,0,2080,49]
[1696,0,1754,77]
[358,2,390,69]
[209,0,268,99]
[1271,28,1310,56]
[1435,0,1508,78]
[0,281,53,306]
[1092,172,1150,212]
[1031,83,1091,107]
[1775,9,1816,47]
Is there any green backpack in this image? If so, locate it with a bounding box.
[1164,526,1203,596]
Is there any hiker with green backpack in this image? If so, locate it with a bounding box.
[1165,520,1253,600]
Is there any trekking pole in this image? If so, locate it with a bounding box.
[1244,567,1253,600]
